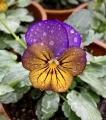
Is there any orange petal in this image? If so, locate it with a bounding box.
[58,47,86,76]
[22,43,53,71]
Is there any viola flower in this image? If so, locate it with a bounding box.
[22,20,86,92]
[0,0,8,12]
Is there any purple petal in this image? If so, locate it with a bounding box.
[63,23,82,47]
[55,20,82,47]
[25,20,69,56]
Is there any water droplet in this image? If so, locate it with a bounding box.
[41,43,44,46]
[34,32,37,34]
[47,26,50,29]
[43,32,47,36]
[49,41,54,46]
[38,23,41,26]
[42,50,46,53]
[31,29,34,32]
[34,65,38,67]
[74,37,78,43]
[51,30,54,33]
[70,29,74,33]
[36,28,39,31]
[58,27,61,30]
[33,39,36,42]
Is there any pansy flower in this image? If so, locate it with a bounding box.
[22,20,86,92]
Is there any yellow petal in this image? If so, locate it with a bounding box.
[29,65,51,90]
[51,66,73,92]
[29,63,73,92]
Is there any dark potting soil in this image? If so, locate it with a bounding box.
[98,99,106,120]
[4,93,37,120]
[3,92,106,120]
[3,91,66,120]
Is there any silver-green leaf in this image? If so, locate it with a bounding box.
[0,85,14,96]
[62,102,80,120]
[67,90,102,120]
[17,0,31,7]
[79,56,106,98]
[36,92,60,120]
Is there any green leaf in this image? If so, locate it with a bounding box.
[81,90,99,106]
[0,67,8,82]
[7,0,15,6]
[0,85,14,96]
[31,89,42,100]
[0,41,7,49]
[0,86,30,104]
[81,29,95,46]
[0,50,31,103]
[91,17,101,30]
[7,8,34,22]
[93,56,106,65]
[17,0,31,7]
[0,50,17,67]
[0,33,24,54]
[4,39,25,55]
[68,0,79,5]
[0,32,8,49]
[41,92,60,119]
[36,99,43,120]
[20,15,34,22]
[0,16,20,34]
[79,56,106,97]
[1,63,29,86]
[65,9,93,33]
[99,3,106,16]
[0,92,17,103]
[14,86,30,101]
[87,90,100,103]
[93,11,106,23]
[62,102,80,120]
[67,90,102,120]
[36,92,60,120]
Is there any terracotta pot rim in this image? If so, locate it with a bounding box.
[0,104,10,120]
[31,1,47,20]
[45,3,88,14]
[94,40,106,49]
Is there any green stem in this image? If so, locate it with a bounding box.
[59,94,67,103]
[0,17,26,49]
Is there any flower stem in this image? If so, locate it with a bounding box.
[59,94,67,103]
[0,17,26,49]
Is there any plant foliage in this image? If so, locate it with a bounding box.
[0,0,106,120]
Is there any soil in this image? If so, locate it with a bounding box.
[3,91,37,120]
[98,99,106,120]
[3,89,106,120]
[3,90,66,120]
